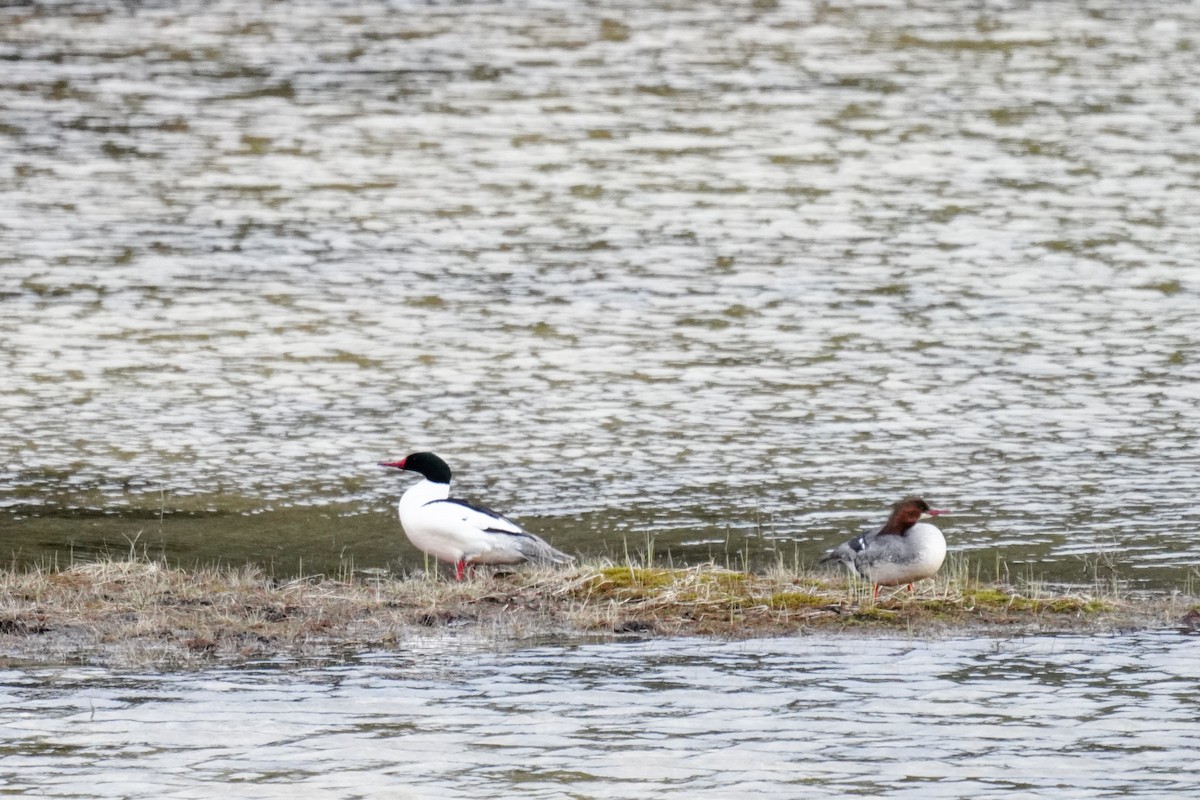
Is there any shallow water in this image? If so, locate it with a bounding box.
[2,1,1200,585]
[2,632,1199,798]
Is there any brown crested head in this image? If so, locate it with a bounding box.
[879,496,945,535]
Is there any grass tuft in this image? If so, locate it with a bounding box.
[0,553,1189,668]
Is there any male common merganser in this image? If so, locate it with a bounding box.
[820,496,947,598]
[378,452,574,580]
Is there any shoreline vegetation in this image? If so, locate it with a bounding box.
[2,555,1198,668]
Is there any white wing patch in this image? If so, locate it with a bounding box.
[427,498,528,536]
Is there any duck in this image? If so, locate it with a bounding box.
[820,496,947,598]
[378,452,574,580]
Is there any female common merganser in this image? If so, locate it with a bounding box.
[378,452,573,580]
[820,497,947,598]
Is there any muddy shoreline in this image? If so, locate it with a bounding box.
[2,559,1197,668]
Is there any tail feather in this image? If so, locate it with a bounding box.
[820,542,859,575]
[820,545,850,566]
[517,535,575,566]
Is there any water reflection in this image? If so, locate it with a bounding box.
[2,633,1199,797]
[1,1,1199,584]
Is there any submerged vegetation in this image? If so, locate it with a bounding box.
[0,554,1196,668]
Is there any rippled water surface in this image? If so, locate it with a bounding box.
[2,0,1200,583]
[2,633,1199,798]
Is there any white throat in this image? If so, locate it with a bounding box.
[399,478,450,514]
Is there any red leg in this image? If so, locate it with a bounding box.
[455,559,465,581]
[907,583,914,592]
[873,584,880,600]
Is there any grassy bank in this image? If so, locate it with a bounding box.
[2,556,1198,668]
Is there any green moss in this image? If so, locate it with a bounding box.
[609,566,676,586]
[1044,598,1113,614]
[588,567,678,594]
[572,566,1122,629]
[850,606,897,622]
[963,587,1022,608]
[961,587,1112,615]
[764,592,828,609]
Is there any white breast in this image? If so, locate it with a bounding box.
[396,478,533,566]
[858,523,947,586]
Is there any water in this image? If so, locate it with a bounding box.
[1,632,1197,798]
[2,0,1200,585]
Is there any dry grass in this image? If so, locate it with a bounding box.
[0,555,1196,668]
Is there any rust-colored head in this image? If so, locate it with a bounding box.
[879,496,945,535]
